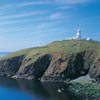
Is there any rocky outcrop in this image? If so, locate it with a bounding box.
[0,40,100,82]
[16,54,51,79]
[0,55,25,77]
[41,50,97,81]
[0,50,98,81]
[89,58,100,81]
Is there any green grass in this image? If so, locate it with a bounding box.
[0,40,100,62]
[69,82,100,98]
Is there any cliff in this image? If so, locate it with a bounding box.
[0,40,100,81]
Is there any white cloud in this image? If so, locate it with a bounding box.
[34,20,61,30]
[0,25,34,33]
[49,12,62,20]
[0,11,44,25]
[0,18,33,25]
[0,4,15,10]
[18,0,92,7]
[18,1,53,7]
[54,0,91,4]
[0,11,42,19]
[49,12,68,20]
[56,5,74,10]
[0,0,93,12]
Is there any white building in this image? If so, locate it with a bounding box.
[87,37,92,41]
[66,29,92,41]
[76,29,81,40]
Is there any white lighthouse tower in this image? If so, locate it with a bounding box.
[76,29,81,40]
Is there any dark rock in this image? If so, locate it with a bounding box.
[0,55,25,77]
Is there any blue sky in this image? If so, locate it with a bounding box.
[0,0,100,51]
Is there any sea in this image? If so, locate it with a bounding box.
[0,52,10,57]
[0,52,78,100]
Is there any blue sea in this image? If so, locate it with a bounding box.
[0,52,78,100]
[0,52,10,57]
[0,78,79,100]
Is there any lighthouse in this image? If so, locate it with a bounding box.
[66,29,93,41]
[76,29,81,40]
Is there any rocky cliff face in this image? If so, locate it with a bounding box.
[0,55,25,77]
[41,50,98,81]
[0,40,100,81]
[89,58,100,80]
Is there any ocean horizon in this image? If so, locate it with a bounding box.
[0,52,10,57]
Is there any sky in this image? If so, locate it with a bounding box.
[0,0,100,51]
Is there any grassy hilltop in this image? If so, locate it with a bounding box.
[1,40,100,62]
